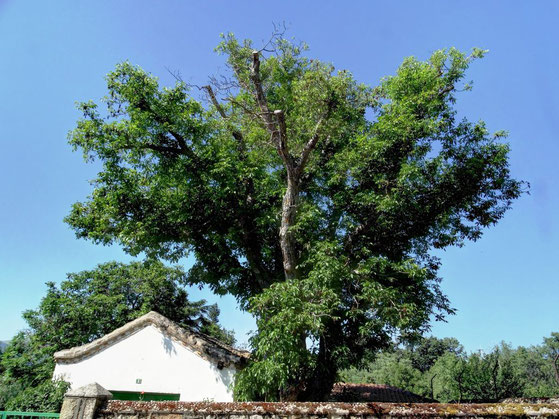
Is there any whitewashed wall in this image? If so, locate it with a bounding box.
[53,325,237,402]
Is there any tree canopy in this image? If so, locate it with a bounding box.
[0,260,232,410]
[65,33,524,400]
[21,260,234,350]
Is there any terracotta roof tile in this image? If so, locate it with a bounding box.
[329,382,433,403]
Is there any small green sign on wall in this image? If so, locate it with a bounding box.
[110,391,180,401]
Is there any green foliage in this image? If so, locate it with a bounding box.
[517,333,559,397]
[427,351,465,401]
[0,261,232,410]
[65,33,524,400]
[369,352,423,391]
[1,332,54,389]
[21,260,234,350]
[2,380,70,412]
[441,345,524,402]
[406,336,464,373]
[0,332,64,411]
[342,335,559,402]
[0,377,22,410]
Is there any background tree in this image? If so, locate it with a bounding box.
[543,333,559,388]
[457,345,523,402]
[340,336,463,399]
[513,338,559,397]
[65,32,524,400]
[342,337,559,403]
[405,336,464,373]
[428,351,467,402]
[366,352,422,392]
[0,260,232,411]
[22,260,234,351]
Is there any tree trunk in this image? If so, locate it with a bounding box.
[300,368,338,401]
[553,353,559,387]
[279,173,299,280]
[298,330,338,401]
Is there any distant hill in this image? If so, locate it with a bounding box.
[0,340,8,351]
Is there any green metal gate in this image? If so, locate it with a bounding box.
[0,411,60,419]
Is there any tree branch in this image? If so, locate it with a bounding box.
[203,85,228,119]
[274,110,294,170]
[225,97,262,119]
[250,51,276,134]
[430,373,437,400]
[202,90,268,287]
[134,97,199,163]
[167,130,187,150]
[204,85,247,148]
[344,222,369,254]
[255,22,287,54]
[121,142,183,155]
[295,96,335,177]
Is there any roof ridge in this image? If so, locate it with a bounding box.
[54,311,249,367]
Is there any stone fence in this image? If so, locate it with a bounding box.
[59,383,559,419]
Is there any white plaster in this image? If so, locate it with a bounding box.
[53,325,237,402]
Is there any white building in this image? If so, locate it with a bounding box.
[53,311,249,402]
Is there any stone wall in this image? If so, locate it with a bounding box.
[97,399,559,418]
[60,383,559,419]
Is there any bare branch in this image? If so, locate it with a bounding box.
[203,86,247,147]
[208,73,241,94]
[250,51,275,133]
[274,110,288,150]
[225,97,261,119]
[256,21,287,54]
[226,61,251,92]
[165,66,205,92]
[203,85,228,119]
[165,66,184,83]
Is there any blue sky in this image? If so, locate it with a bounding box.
[0,1,557,353]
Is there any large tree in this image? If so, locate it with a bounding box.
[65,33,524,400]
